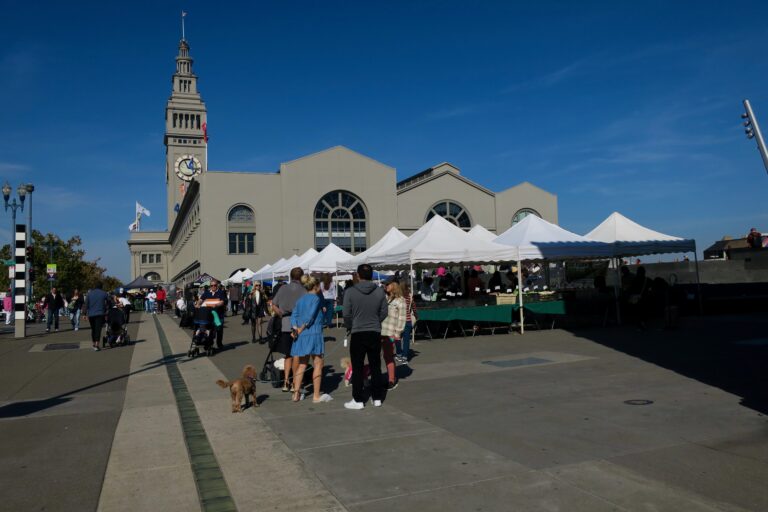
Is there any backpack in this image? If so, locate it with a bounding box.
[259,351,283,388]
[266,315,281,351]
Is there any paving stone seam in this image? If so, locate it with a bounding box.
[295,428,444,453]
[5,349,71,398]
[344,471,535,507]
[541,469,635,512]
[157,314,350,512]
[153,315,238,512]
[542,467,732,512]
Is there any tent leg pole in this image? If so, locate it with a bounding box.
[518,261,524,334]
[614,258,622,325]
[693,248,703,316]
[409,264,414,301]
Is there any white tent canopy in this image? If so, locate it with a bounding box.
[494,214,614,260]
[468,224,498,242]
[337,227,408,272]
[252,263,271,278]
[366,215,517,268]
[273,249,319,278]
[585,212,696,256]
[266,256,298,279]
[223,268,255,285]
[304,243,353,273]
[253,258,285,281]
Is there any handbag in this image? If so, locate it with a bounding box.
[242,309,251,322]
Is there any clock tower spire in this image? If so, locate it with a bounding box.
[165,31,207,228]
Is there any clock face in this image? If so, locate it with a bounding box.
[174,155,202,181]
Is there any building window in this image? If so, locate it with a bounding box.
[141,254,147,264]
[229,233,255,254]
[227,204,256,254]
[314,190,367,253]
[144,272,161,282]
[148,254,155,264]
[156,253,162,263]
[511,208,540,226]
[425,200,472,230]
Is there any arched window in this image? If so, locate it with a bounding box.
[314,190,368,253]
[425,200,472,230]
[144,272,162,282]
[227,204,255,254]
[511,208,540,226]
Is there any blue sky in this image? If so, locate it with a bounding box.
[1,1,767,281]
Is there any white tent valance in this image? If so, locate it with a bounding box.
[273,249,319,278]
[304,243,353,273]
[586,212,696,256]
[366,215,517,268]
[337,227,408,272]
[253,259,284,281]
[494,214,614,260]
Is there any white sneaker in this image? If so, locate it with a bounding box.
[344,399,364,410]
[373,400,382,407]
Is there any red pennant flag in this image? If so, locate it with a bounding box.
[202,122,208,142]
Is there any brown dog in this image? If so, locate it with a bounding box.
[216,364,258,412]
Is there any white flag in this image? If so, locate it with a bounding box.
[128,220,139,232]
[136,202,151,217]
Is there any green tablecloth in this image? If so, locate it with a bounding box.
[417,301,565,323]
[523,300,566,315]
[418,304,518,323]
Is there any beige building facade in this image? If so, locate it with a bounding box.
[127,38,558,288]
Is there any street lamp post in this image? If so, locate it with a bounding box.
[24,184,34,304]
[3,182,27,337]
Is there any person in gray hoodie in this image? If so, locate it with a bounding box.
[343,264,388,409]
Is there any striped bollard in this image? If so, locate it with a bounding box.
[14,224,25,338]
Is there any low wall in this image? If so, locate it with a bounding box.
[607,258,768,285]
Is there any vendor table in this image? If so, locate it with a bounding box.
[417,301,566,338]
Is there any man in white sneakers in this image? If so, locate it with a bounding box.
[342,264,388,410]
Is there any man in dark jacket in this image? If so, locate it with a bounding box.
[85,282,110,351]
[343,264,388,410]
[43,287,66,332]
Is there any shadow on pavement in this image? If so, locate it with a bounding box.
[0,396,73,418]
[0,341,166,419]
[568,314,768,415]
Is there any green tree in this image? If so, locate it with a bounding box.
[0,230,122,299]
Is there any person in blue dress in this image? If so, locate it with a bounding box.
[290,275,330,403]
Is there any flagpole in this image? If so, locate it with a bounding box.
[181,11,186,40]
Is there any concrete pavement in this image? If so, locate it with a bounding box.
[1,310,767,511]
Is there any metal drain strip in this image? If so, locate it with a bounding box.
[153,316,238,512]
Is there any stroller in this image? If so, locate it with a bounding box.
[103,307,130,348]
[188,306,215,358]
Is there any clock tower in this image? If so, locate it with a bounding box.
[165,37,207,228]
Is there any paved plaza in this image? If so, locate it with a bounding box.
[1,312,767,511]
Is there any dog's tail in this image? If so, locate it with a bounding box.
[216,379,231,389]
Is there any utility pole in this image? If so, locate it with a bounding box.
[742,99,768,173]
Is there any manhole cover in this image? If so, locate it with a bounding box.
[482,357,552,368]
[43,343,81,351]
[624,399,654,406]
